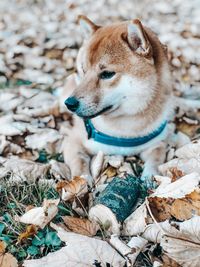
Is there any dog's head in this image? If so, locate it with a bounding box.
[65,16,170,119]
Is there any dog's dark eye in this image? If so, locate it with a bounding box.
[99,71,116,80]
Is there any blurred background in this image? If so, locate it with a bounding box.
[0,0,199,165]
[0,0,199,92]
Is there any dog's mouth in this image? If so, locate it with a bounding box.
[78,105,113,119]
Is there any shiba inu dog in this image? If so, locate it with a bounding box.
[62,15,173,186]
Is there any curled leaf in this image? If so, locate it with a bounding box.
[15,199,59,229]
[56,176,88,201]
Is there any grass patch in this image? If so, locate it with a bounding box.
[0,180,72,263]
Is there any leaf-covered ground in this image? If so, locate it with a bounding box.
[0,0,200,266]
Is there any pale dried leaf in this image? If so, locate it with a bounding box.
[17,92,59,117]
[142,220,177,243]
[24,225,125,267]
[151,172,200,198]
[161,217,200,267]
[15,199,59,228]
[159,158,200,176]
[0,252,18,267]
[123,202,148,236]
[127,236,148,264]
[0,115,26,136]
[49,160,70,180]
[91,151,104,179]
[175,141,200,159]
[0,158,50,182]
[25,129,63,154]
[89,204,121,235]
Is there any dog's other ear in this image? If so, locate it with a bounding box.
[78,15,99,38]
[127,19,152,57]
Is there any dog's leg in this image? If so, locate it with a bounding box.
[140,142,167,188]
[62,135,92,185]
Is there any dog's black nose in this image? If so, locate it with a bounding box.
[65,97,79,112]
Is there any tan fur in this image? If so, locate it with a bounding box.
[62,17,173,186]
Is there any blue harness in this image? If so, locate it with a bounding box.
[84,119,167,147]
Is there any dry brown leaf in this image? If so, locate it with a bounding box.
[169,167,185,182]
[148,173,200,221]
[62,216,99,236]
[170,190,200,220]
[162,254,181,267]
[148,196,173,222]
[0,241,6,253]
[15,199,59,229]
[56,176,88,201]
[0,252,18,267]
[24,224,125,267]
[104,166,117,178]
[18,225,38,242]
[176,121,199,138]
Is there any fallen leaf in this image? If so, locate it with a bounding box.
[162,253,181,267]
[24,224,125,267]
[0,158,50,182]
[49,160,70,180]
[175,140,200,159]
[25,129,63,154]
[0,241,6,253]
[142,220,178,243]
[110,235,147,265]
[170,190,200,221]
[56,176,88,201]
[176,121,199,138]
[151,172,200,198]
[18,225,38,242]
[90,151,104,179]
[15,199,59,229]
[160,217,200,267]
[123,202,148,236]
[169,167,185,182]
[159,157,200,176]
[0,115,26,136]
[107,155,124,168]
[16,91,59,117]
[148,173,200,221]
[0,249,18,267]
[104,166,117,178]
[127,236,148,264]
[62,216,99,236]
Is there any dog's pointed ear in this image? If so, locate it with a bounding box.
[78,15,99,38]
[127,19,152,57]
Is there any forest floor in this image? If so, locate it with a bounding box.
[0,0,200,266]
